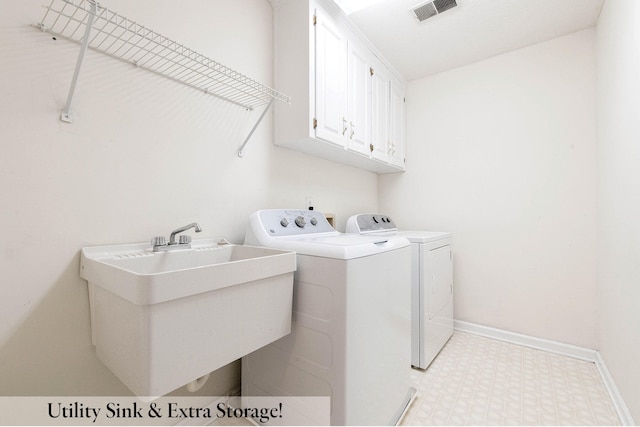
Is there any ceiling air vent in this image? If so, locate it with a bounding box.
[412,0,458,22]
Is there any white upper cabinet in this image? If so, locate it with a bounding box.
[347,39,372,156]
[389,80,406,168]
[371,59,391,162]
[272,0,406,173]
[315,13,348,147]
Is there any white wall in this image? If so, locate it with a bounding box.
[379,30,598,349]
[0,0,378,397]
[596,0,640,422]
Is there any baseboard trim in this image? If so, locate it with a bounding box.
[454,320,635,426]
[594,352,636,426]
[453,320,598,361]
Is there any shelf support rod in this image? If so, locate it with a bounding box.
[60,0,97,123]
[237,98,274,158]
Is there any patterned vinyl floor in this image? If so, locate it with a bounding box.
[400,332,621,426]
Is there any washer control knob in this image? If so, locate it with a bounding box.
[294,216,306,228]
[310,217,318,226]
[280,218,289,227]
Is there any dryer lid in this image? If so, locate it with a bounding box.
[397,231,451,243]
[347,214,451,243]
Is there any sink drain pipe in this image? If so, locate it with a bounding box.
[186,373,210,392]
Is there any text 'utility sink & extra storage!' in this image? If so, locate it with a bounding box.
[80,237,296,398]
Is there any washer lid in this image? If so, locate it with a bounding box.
[267,234,410,259]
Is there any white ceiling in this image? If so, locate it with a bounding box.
[342,0,604,81]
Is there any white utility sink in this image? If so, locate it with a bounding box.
[80,238,296,398]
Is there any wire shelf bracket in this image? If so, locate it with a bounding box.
[35,0,290,155]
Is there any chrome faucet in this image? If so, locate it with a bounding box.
[152,222,202,252]
[169,222,202,244]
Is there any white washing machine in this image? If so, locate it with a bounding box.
[243,209,415,426]
[346,214,453,370]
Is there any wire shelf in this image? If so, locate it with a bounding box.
[37,0,290,110]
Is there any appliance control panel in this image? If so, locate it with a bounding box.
[349,214,398,233]
[257,209,335,236]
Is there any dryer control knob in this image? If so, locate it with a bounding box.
[280,218,289,227]
[294,216,306,228]
[310,217,318,226]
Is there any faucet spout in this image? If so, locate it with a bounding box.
[169,222,202,245]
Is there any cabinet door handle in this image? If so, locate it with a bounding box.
[342,117,348,135]
[350,121,355,139]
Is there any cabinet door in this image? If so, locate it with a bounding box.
[370,64,390,161]
[314,12,347,147]
[347,40,372,156]
[388,80,406,168]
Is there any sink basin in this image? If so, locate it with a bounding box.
[82,239,295,304]
[80,238,296,398]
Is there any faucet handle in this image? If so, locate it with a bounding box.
[179,235,192,245]
[151,236,167,247]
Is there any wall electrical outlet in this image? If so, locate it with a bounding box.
[305,196,315,210]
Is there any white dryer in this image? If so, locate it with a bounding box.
[243,209,415,425]
[346,214,453,369]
